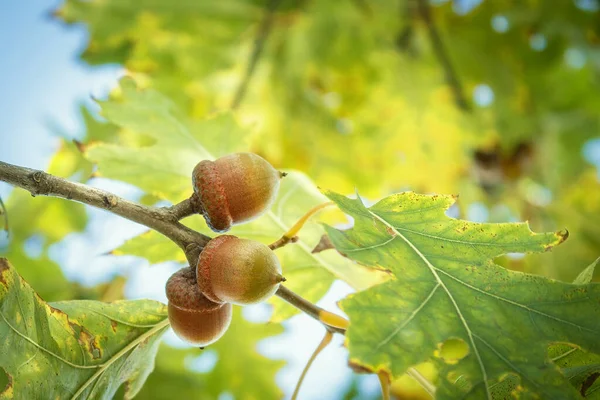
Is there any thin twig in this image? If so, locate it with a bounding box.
[165,196,197,221]
[230,0,283,110]
[292,330,334,400]
[269,235,298,251]
[395,0,417,55]
[0,161,210,251]
[275,285,346,335]
[416,0,471,112]
[268,202,335,250]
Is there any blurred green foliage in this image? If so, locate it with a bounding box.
[56,0,600,281]
[0,0,599,398]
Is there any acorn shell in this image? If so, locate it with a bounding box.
[192,153,281,232]
[197,235,284,305]
[166,267,232,346]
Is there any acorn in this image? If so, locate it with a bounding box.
[192,153,284,232]
[197,235,285,306]
[166,267,232,346]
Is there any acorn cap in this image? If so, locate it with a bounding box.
[197,235,285,306]
[192,160,232,232]
[192,153,282,232]
[166,267,232,346]
[196,236,232,304]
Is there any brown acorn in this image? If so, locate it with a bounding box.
[192,153,283,232]
[197,235,285,306]
[166,267,232,346]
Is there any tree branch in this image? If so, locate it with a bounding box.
[0,161,210,253]
[230,0,283,110]
[416,0,471,112]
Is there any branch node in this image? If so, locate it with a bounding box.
[103,195,118,209]
[29,171,51,196]
[31,171,43,183]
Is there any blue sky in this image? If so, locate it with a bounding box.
[0,0,121,173]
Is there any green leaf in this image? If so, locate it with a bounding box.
[550,344,600,399]
[324,191,600,399]
[113,230,183,264]
[120,345,210,399]
[0,258,169,399]
[493,344,600,399]
[524,172,600,282]
[573,258,599,285]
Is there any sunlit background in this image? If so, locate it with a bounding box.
[0,2,380,399]
[1,0,600,399]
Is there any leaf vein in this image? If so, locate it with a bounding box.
[74,306,162,328]
[394,226,522,248]
[338,235,397,253]
[70,318,169,399]
[435,269,598,334]
[473,334,553,397]
[375,283,440,350]
[0,311,98,370]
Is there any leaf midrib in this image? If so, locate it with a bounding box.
[70,318,169,399]
[366,209,493,400]
[0,311,98,370]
